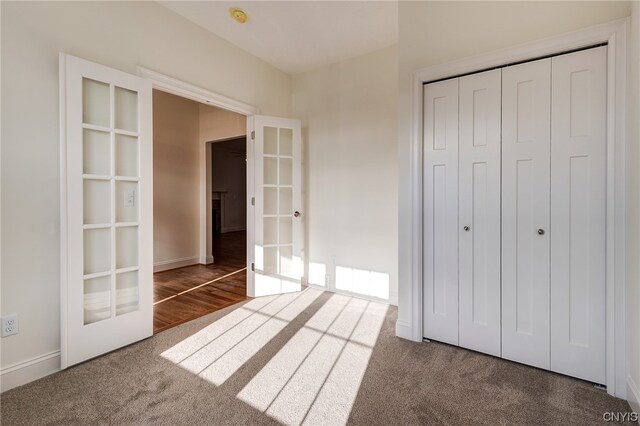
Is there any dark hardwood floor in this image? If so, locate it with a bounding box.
[153,231,248,334]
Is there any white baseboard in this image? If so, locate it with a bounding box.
[395,319,415,341]
[628,376,640,415]
[153,256,199,272]
[1,350,60,393]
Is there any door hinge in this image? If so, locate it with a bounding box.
[251,130,255,140]
[251,197,255,206]
[251,263,255,272]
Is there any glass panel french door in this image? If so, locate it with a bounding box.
[61,54,152,367]
[251,116,303,297]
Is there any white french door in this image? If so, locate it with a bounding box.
[249,116,303,297]
[61,54,152,367]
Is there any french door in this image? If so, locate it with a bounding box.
[60,54,152,367]
[249,116,303,297]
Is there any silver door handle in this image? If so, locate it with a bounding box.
[463,226,470,232]
[294,211,301,218]
[538,229,545,235]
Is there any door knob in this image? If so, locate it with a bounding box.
[538,229,545,235]
[294,211,301,218]
[463,226,470,232]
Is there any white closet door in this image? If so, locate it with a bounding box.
[423,79,459,345]
[550,46,607,384]
[501,58,551,369]
[458,69,502,356]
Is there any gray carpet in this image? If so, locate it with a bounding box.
[0,289,632,425]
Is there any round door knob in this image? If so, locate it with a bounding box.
[538,229,545,235]
[463,226,470,232]
[294,211,301,218]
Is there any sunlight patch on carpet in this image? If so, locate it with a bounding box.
[237,294,388,426]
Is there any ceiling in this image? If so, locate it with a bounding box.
[159,1,398,75]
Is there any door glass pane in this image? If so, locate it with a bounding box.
[114,87,138,132]
[83,78,110,127]
[83,129,110,175]
[280,246,293,276]
[280,128,293,156]
[264,187,277,215]
[84,228,110,275]
[264,157,277,185]
[279,158,292,185]
[264,217,277,245]
[84,276,111,325]
[264,247,277,274]
[116,134,138,177]
[279,218,292,244]
[116,226,138,269]
[279,188,292,216]
[116,181,138,222]
[84,180,111,224]
[264,127,277,155]
[116,271,138,316]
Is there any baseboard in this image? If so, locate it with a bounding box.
[1,350,60,393]
[221,225,246,233]
[395,319,415,341]
[627,376,640,415]
[153,256,199,272]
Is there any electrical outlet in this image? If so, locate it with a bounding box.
[2,314,18,337]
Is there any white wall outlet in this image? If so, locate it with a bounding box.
[2,314,18,337]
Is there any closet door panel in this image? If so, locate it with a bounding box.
[423,79,459,345]
[550,46,607,384]
[501,58,551,369]
[458,70,502,356]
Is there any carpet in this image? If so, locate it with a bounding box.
[0,289,632,425]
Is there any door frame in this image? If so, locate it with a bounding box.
[136,67,258,293]
[402,18,629,397]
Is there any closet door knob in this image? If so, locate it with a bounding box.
[538,229,545,235]
[294,211,301,218]
[463,226,470,232]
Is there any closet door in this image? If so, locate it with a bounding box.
[423,79,459,345]
[550,46,607,384]
[501,58,551,369]
[458,70,502,356]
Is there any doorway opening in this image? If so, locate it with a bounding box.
[151,89,249,333]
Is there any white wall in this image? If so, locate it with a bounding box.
[0,1,290,378]
[627,1,640,412]
[153,90,200,268]
[211,138,247,233]
[292,45,398,304]
[397,0,633,336]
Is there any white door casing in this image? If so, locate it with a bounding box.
[501,58,552,370]
[458,69,502,357]
[60,54,153,368]
[550,46,607,384]
[422,79,459,345]
[249,115,303,297]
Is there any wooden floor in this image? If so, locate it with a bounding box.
[153,231,248,334]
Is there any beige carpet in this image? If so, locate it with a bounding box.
[0,289,632,425]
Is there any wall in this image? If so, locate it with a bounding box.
[0,0,290,384]
[153,91,200,269]
[200,104,246,143]
[627,1,640,412]
[397,1,632,337]
[211,138,247,233]
[292,45,398,304]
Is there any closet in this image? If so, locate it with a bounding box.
[423,46,607,384]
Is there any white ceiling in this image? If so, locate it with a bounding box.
[159,1,398,75]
